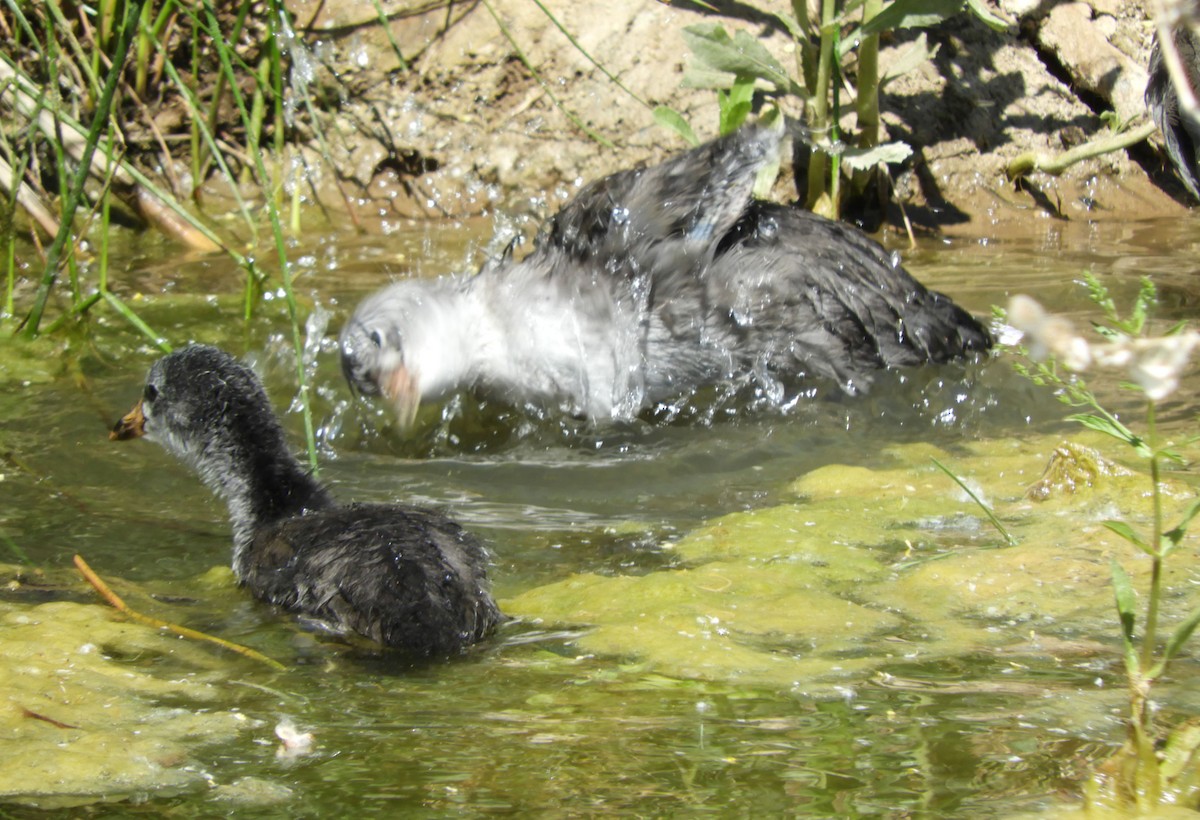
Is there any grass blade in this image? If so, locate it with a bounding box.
[930,457,1017,546]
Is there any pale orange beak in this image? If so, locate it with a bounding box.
[110,400,146,441]
[382,366,420,430]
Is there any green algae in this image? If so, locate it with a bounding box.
[505,431,1200,694]
[0,597,258,808]
[506,561,901,689]
[1024,441,1135,501]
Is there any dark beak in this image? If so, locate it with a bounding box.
[110,400,146,441]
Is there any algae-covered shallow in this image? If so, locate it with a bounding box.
[2,216,1200,815]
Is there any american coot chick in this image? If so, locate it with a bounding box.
[340,124,992,426]
[1147,29,1200,200]
[110,345,501,656]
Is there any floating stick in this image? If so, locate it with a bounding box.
[73,554,285,671]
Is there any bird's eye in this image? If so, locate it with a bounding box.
[369,330,384,348]
[143,383,159,403]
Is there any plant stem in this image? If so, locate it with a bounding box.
[855,0,882,150]
[806,0,838,211]
[1006,121,1157,180]
[930,457,1017,545]
[19,0,147,338]
[851,0,882,200]
[529,0,648,108]
[207,0,317,470]
[1143,399,1164,674]
[368,0,410,71]
[829,26,842,217]
[480,0,613,148]
[74,553,285,670]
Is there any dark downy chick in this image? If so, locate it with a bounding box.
[111,345,501,655]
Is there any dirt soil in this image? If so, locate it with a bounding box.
[276,0,1186,235]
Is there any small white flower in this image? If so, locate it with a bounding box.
[1125,332,1200,401]
[1006,295,1091,370]
[1008,295,1198,400]
[274,718,315,760]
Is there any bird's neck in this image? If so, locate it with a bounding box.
[193,436,332,574]
[422,267,643,418]
[409,278,507,401]
[471,260,635,417]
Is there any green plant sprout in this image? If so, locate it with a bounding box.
[657,0,1006,218]
[1008,274,1200,810]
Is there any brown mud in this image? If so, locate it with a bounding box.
[244,0,1187,236]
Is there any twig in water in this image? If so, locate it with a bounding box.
[73,553,285,671]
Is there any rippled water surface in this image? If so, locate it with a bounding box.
[3,213,1200,816]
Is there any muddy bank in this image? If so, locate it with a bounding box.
[272,0,1185,235]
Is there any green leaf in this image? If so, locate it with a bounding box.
[1128,276,1157,335]
[930,457,1017,546]
[1066,412,1141,449]
[770,10,810,40]
[1081,270,1116,321]
[750,108,782,198]
[965,0,1010,31]
[880,33,939,89]
[840,0,871,21]
[839,141,913,170]
[1154,603,1200,676]
[682,64,742,91]
[1164,497,1200,551]
[1110,560,1140,675]
[1157,719,1200,784]
[1103,520,1154,556]
[718,77,756,134]
[652,106,700,147]
[859,0,966,37]
[1159,446,1186,466]
[682,23,795,93]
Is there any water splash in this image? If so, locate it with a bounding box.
[276,10,317,129]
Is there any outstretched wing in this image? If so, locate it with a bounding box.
[525,125,782,342]
[539,125,779,264]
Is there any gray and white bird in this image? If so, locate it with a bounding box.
[340,125,991,426]
[111,344,502,655]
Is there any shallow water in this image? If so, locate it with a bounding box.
[2,213,1200,815]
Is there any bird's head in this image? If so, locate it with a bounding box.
[339,281,440,430]
[110,344,295,492]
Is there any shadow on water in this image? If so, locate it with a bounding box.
[2,214,1200,814]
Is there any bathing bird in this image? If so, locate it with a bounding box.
[340,125,991,426]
